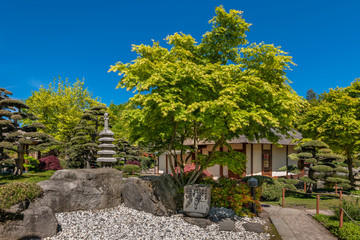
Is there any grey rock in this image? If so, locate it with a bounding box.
[121,175,180,216]
[36,168,123,213]
[208,207,236,223]
[0,206,58,240]
[183,217,213,228]
[219,218,236,231]
[243,222,265,233]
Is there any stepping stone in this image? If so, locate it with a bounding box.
[219,218,236,231]
[183,217,213,228]
[243,222,264,233]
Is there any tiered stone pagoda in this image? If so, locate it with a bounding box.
[96,113,116,167]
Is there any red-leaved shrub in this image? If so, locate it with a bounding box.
[126,160,141,166]
[39,155,62,171]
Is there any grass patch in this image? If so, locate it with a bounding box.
[261,191,347,211]
[314,214,360,240]
[0,171,56,184]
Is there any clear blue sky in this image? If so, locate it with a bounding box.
[1,0,359,105]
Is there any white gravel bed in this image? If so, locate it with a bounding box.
[45,204,270,240]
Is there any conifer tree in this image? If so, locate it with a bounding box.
[66,105,106,168]
[288,140,349,191]
[0,88,57,175]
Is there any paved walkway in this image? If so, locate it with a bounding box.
[262,205,337,240]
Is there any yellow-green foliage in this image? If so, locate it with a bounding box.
[25,78,102,142]
[0,182,42,209]
[109,6,304,188]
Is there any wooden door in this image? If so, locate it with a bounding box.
[262,149,272,176]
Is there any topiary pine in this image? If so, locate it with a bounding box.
[114,138,154,170]
[288,139,349,191]
[65,105,107,168]
[0,88,58,175]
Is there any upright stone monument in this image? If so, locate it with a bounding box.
[183,184,211,218]
[96,113,116,167]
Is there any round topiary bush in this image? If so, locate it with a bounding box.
[261,180,283,201]
[122,164,141,175]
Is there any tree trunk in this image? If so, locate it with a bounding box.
[14,144,24,175]
[346,150,354,185]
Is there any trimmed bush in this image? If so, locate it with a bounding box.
[0,182,43,209]
[39,155,62,171]
[122,164,141,175]
[311,165,333,172]
[261,180,283,201]
[113,165,123,171]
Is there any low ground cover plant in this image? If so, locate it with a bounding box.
[314,214,360,240]
[0,182,42,209]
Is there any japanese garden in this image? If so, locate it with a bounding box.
[0,5,359,240]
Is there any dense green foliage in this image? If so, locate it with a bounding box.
[314,214,360,240]
[23,154,40,172]
[122,164,141,175]
[0,182,42,209]
[110,6,303,187]
[298,79,360,184]
[24,78,101,142]
[200,177,261,216]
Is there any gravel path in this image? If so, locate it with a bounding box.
[45,204,270,240]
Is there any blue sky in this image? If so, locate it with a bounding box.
[1,0,359,105]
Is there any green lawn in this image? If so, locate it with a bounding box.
[0,171,56,184]
[261,191,351,211]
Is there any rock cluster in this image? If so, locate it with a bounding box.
[36,168,123,213]
[121,175,181,216]
[44,204,270,240]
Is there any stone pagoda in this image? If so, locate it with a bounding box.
[96,113,116,167]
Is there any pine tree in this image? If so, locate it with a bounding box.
[65,105,107,168]
[0,88,57,175]
[288,140,349,191]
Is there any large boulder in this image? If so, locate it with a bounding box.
[0,205,58,240]
[36,168,123,213]
[121,175,181,216]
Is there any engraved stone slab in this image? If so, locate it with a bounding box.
[183,184,211,218]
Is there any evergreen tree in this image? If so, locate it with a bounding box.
[66,105,107,168]
[0,88,57,175]
[288,140,350,191]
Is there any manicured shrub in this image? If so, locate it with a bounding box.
[126,160,141,166]
[0,182,43,209]
[39,155,62,171]
[261,180,284,201]
[311,165,333,172]
[122,164,141,175]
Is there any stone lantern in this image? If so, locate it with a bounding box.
[96,113,116,167]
